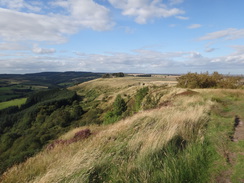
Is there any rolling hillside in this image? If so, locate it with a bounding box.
[1,77,244,183]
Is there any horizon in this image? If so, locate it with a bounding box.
[0,70,243,77]
[0,0,244,74]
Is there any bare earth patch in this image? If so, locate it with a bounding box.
[233,120,244,141]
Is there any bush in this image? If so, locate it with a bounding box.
[113,95,127,116]
[135,87,149,111]
[103,95,127,124]
[177,72,242,89]
[112,72,125,77]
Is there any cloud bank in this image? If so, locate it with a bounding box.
[108,0,185,24]
[199,28,244,40]
[0,0,114,43]
[1,48,244,74]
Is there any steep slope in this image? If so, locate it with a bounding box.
[2,77,244,182]
[1,77,215,182]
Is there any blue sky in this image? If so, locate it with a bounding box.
[0,0,244,74]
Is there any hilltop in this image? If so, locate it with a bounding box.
[1,76,244,182]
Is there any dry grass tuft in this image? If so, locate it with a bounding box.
[1,90,212,183]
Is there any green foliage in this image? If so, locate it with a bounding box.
[102,73,110,78]
[113,94,127,116]
[112,72,125,77]
[102,72,125,78]
[103,95,127,124]
[0,72,102,102]
[86,136,214,183]
[103,111,120,125]
[0,89,84,175]
[142,92,163,110]
[177,72,242,89]
[135,87,149,111]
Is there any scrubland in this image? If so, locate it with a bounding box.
[1,76,244,183]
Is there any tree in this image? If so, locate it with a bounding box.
[103,95,127,124]
[113,95,127,116]
[112,72,125,77]
[102,73,110,78]
[135,87,149,111]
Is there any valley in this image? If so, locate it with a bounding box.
[0,73,243,182]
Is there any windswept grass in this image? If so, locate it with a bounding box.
[1,93,213,183]
[70,77,176,101]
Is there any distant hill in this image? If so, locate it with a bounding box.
[0,71,102,102]
[0,71,102,87]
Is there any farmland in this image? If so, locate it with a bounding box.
[0,71,102,102]
[0,98,27,110]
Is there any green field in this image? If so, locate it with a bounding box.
[0,98,27,110]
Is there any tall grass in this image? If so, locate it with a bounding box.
[1,92,214,183]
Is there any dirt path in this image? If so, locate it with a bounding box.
[217,117,244,183]
[233,120,244,141]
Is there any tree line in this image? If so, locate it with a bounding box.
[0,89,84,175]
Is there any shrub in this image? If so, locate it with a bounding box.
[113,94,127,116]
[102,73,110,78]
[135,87,149,111]
[177,72,242,89]
[112,72,125,77]
[103,95,127,124]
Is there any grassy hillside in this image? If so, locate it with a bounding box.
[1,77,244,182]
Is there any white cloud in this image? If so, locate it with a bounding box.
[199,28,244,40]
[230,45,244,54]
[51,0,114,31]
[169,0,184,6]
[0,42,28,50]
[0,0,114,44]
[0,0,41,12]
[0,8,71,43]
[176,15,189,20]
[205,47,216,53]
[32,44,56,54]
[108,0,184,24]
[188,24,202,29]
[1,48,244,74]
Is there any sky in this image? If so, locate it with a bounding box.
[0,0,244,74]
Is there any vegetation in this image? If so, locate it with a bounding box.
[0,89,83,175]
[177,72,242,89]
[0,98,27,110]
[103,94,127,124]
[1,76,244,182]
[1,89,214,183]
[134,86,149,111]
[0,71,102,102]
[102,72,125,78]
[203,89,244,182]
